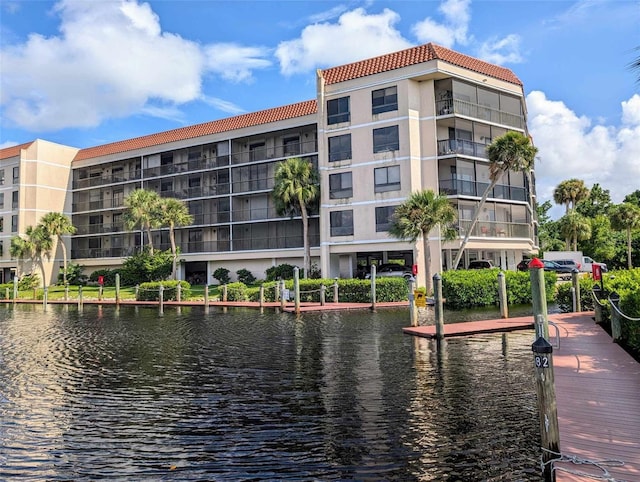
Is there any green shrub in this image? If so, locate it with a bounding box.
[225,282,247,301]
[120,250,172,286]
[556,276,595,312]
[57,263,88,286]
[89,268,118,286]
[265,264,296,281]
[619,289,640,355]
[137,280,191,301]
[442,269,558,309]
[213,268,231,285]
[18,273,40,291]
[236,268,256,285]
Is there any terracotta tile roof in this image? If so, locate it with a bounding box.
[75,100,318,161]
[321,43,522,86]
[0,141,34,160]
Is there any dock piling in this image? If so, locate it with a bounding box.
[433,273,444,340]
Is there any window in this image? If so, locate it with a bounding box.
[329,172,353,199]
[249,142,266,162]
[112,212,123,231]
[328,134,352,162]
[0,241,3,257]
[0,193,3,209]
[375,205,398,232]
[13,167,19,184]
[112,189,124,207]
[160,180,174,193]
[0,169,4,185]
[330,210,354,236]
[283,136,300,156]
[373,125,399,153]
[11,215,17,232]
[327,97,350,124]
[0,217,3,232]
[374,166,401,192]
[12,191,18,209]
[161,152,173,165]
[372,86,398,114]
[112,166,124,182]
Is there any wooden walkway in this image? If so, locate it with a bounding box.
[404,312,640,481]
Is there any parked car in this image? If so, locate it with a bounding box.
[366,263,413,279]
[552,259,581,271]
[541,259,574,280]
[517,259,531,271]
[467,260,495,269]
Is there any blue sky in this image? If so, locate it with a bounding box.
[1,0,639,218]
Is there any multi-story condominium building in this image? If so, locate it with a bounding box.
[0,43,536,287]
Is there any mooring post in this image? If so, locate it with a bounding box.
[528,258,550,340]
[592,286,603,323]
[433,273,445,340]
[43,286,48,311]
[280,280,286,311]
[294,267,300,314]
[98,285,103,302]
[65,283,69,302]
[222,284,228,302]
[78,285,83,308]
[532,336,561,481]
[158,284,164,316]
[204,285,210,314]
[176,282,182,303]
[408,278,417,327]
[498,271,508,318]
[5,287,9,300]
[320,284,326,306]
[259,285,264,309]
[370,264,377,311]
[13,277,18,304]
[609,292,622,342]
[115,274,121,306]
[333,278,339,303]
[571,269,581,312]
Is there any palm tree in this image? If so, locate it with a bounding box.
[10,235,32,279]
[24,225,53,287]
[388,190,457,294]
[272,157,319,278]
[39,212,76,285]
[553,179,589,214]
[123,189,162,255]
[558,211,591,251]
[159,197,194,279]
[610,202,640,269]
[452,131,537,270]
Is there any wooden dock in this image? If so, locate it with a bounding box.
[404,311,640,481]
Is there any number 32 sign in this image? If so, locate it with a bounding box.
[535,355,549,368]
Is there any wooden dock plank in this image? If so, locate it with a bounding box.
[403,312,640,481]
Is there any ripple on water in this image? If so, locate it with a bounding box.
[0,304,541,480]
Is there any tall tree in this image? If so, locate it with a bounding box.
[24,225,53,287]
[558,211,591,251]
[39,212,76,285]
[553,179,589,214]
[452,131,537,270]
[576,183,612,218]
[159,197,194,279]
[623,190,640,207]
[123,189,162,255]
[10,235,32,279]
[610,203,640,269]
[272,157,319,278]
[388,190,457,294]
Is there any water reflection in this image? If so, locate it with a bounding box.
[0,304,541,480]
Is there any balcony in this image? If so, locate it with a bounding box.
[72,246,140,259]
[436,98,524,129]
[230,139,318,165]
[458,220,532,239]
[73,170,141,190]
[438,139,488,158]
[232,233,320,251]
[72,198,125,212]
[439,179,527,201]
[232,205,280,222]
[74,223,125,235]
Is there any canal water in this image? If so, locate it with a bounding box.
[0,304,542,481]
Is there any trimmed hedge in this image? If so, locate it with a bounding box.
[555,276,595,313]
[442,269,558,309]
[137,280,191,301]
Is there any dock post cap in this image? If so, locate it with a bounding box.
[528,258,544,269]
[531,336,553,353]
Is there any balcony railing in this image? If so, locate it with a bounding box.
[73,170,142,190]
[458,220,532,239]
[230,139,318,165]
[232,205,280,222]
[438,139,488,158]
[436,98,524,129]
[74,223,125,235]
[72,246,140,259]
[232,233,320,251]
[72,198,125,212]
[439,179,527,202]
[232,177,274,194]
[143,156,230,179]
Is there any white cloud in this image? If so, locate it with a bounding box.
[275,8,412,75]
[477,34,523,64]
[0,0,270,131]
[412,0,471,47]
[527,91,640,217]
